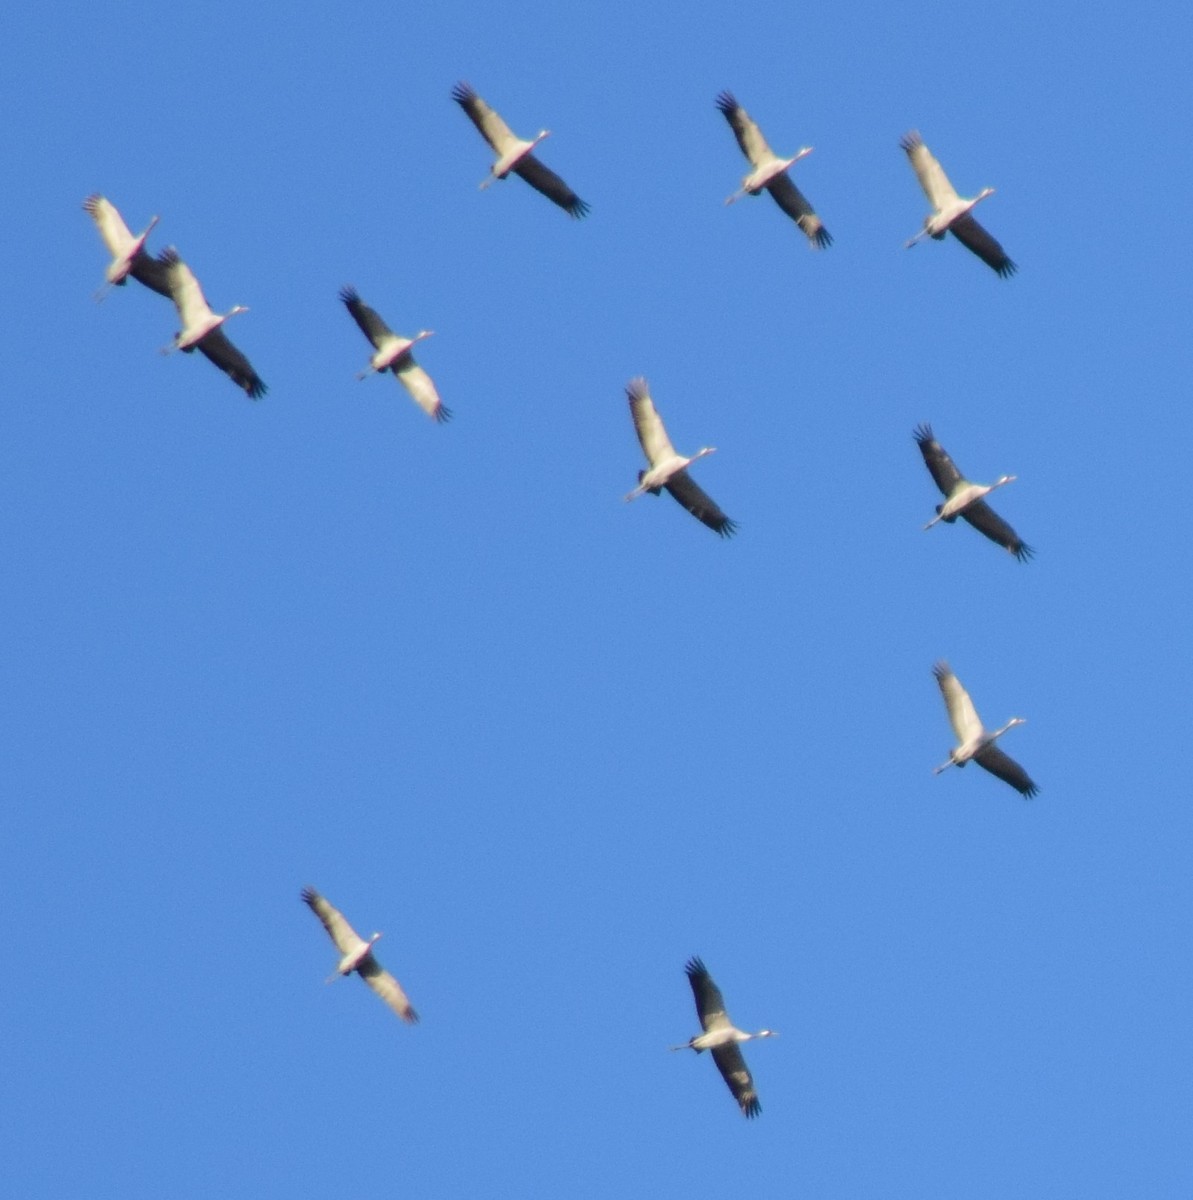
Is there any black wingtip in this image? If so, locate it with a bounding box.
[567,197,591,219]
[684,956,708,980]
[300,886,317,905]
[1012,541,1035,562]
[450,81,477,106]
[913,423,935,445]
[1020,782,1040,799]
[994,258,1018,278]
[714,90,738,114]
[434,404,454,424]
[741,1097,762,1119]
[338,285,361,306]
[811,226,833,249]
[716,517,739,539]
[899,130,924,153]
[245,377,268,401]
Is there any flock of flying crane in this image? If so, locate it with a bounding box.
[85,82,1036,1120]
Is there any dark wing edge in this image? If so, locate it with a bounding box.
[684,957,727,1024]
[196,329,267,399]
[973,743,1038,798]
[949,212,1017,277]
[960,500,1033,561]
[513,154,590,218]
[710,1043,761,1118]
[765,175,831,247]
[665,472,737,538]
[128,252,174,298]
[913,424,963,496]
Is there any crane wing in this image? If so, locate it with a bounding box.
[960,500,1033,561]
[913,425,963,497]
[665,472,738,538]
[196,328,267,399]
[358,954,420,1023]
[395,360,451,422]
[158,248,213,327]
[765,174,832,247]
[948,212,1017,278]
[128,253,174,298]
[339,286,393,348]
[973,743,1038,798]
[714,92,775,166]
[933,662,983,745]
[710,1042,762,1118]
[301,887,367,957]
[684,957,731,1032]
[626,377,677,465]
[512,154,590,218]
[451,82,518,155]
[83,194,135,258]
[899,131,959,211]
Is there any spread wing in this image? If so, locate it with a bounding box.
[158,248,213,327]
[710,1042,761,1118]
[395,360,451,422]
[358,954,419,1023]
[196,327,267,399]
[83,194,135,258]
[684,957,730,1032]
[765,173,832,247]
[340,285,393,348]
[512,154,590,218]
[933,662,982,745]
[451,82,518,155]
[960,500,1033,561]
[714,91,775,166]
[899,131,959,211]
[128,253,174,298]
[301,887,366,957]
[665,472,738,538]
[949,212,1017,278]
[973,743,1038,798]
[626,377,677,466]
[914,424,963,497]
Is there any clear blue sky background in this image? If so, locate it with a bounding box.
[4,1,1191,1196]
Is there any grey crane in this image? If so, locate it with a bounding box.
[900,131,1016,276]
[452,82,590,218]
[157,248,266,399]
[671,957,776,1118]
[82,194,172,299]
[339,287,449,422]
[932,662,1038,798]
[715,92,831,248]
[625,377,736,537]
[300,887,419,1023]
[914,424,1031,561]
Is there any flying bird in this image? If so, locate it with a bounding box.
[451,82,590,218]
[914,424,1032,560]
[900,131,1016,277]
[300,887,419,1023]
[339,287,449,422]
[715,92,831,248]
[624,377,736,537]
[671,957,775,1118]
[157,248,266,399]
[932,662,1038,798]
[82,194,171,299]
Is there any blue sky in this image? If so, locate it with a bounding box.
[4,1,1192,1196]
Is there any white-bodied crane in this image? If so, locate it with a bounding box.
[157,248,266,399]
[914,425,1032,560]
[900,132,1016,276]
[671,957,775,1118]
[300,887,419,1023]
[452,83,590,218]
[932,662,1038,798]
[715,92,831,248]
[82,194,171,299]
[625,377,736,537]
[339,287,450,422]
